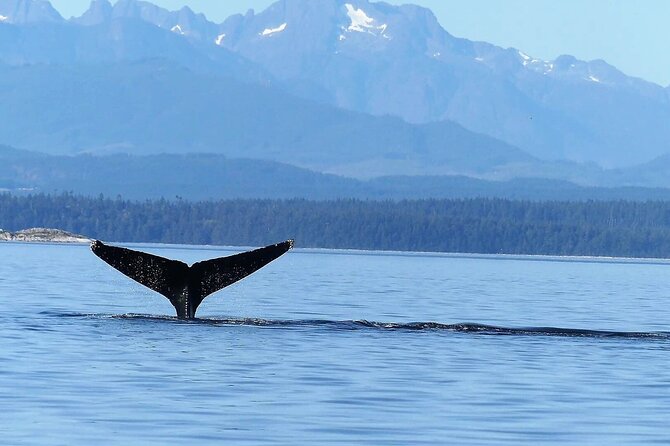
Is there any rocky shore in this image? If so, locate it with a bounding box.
[0,228,90,243]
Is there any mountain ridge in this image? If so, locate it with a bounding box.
[1,0,669,182]
[5,145,670,201]
[0,60,538,179]
[0,0,62,24]
[60,0,670,167]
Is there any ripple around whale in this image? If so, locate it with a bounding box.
[42,312,670,340]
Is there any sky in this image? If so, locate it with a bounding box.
[50,0,670,86]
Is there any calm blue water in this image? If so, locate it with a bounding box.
[1,242,670,445]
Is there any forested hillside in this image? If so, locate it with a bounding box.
[3,194,670,258]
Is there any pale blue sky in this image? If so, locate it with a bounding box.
[50,0,670,86]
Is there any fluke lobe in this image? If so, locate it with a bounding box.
[91,240,294,319]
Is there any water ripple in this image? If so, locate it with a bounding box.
[40,312,670,340]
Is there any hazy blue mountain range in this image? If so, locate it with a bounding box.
[0,144,363,199]
[0,61,549,179]
[4,145,670,201]
[213,0,670,167]
[1,0,669,196]
[0,0,61,24]
[43,0,670,167]
[0,8,264,81]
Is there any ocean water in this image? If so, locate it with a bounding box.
[1,242,669,445]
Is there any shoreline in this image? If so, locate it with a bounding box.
[3,229,670,265]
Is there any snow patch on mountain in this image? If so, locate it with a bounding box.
[171,24,184,35]
[516,54,556,75]
[517,50,549,69]
[344,3,388,37]
[261,22,287,36]
[588,75,601,83]
[215,33,225,45]
[0,15,8,22]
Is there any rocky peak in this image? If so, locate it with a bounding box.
[71,0,112,26]
[0,0,63,24]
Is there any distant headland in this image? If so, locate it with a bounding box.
[0,228,90,243]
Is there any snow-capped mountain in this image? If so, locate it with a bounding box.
[211,0,670,167]
[72,0,219,41]
[0,0,265,83]
[1,0,669,174]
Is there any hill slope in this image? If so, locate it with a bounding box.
[4,146,670,201]
[0,61,534,178]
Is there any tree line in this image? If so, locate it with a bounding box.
[3,193,670,258]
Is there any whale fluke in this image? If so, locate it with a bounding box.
[91,239,294,319]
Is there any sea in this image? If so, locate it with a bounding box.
[1,242,669,445]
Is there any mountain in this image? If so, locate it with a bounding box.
[43,0,669,168]
[4,145,670,201]
[0,11,264,81]
[603,154,670,189]
[214,0,670,167]
[73,0,219,42]
[0,145,364,199]
[0,61,536,178]
[1,0,669,185]
[0,0,62,24]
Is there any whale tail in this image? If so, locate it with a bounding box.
[91,239,294,318]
